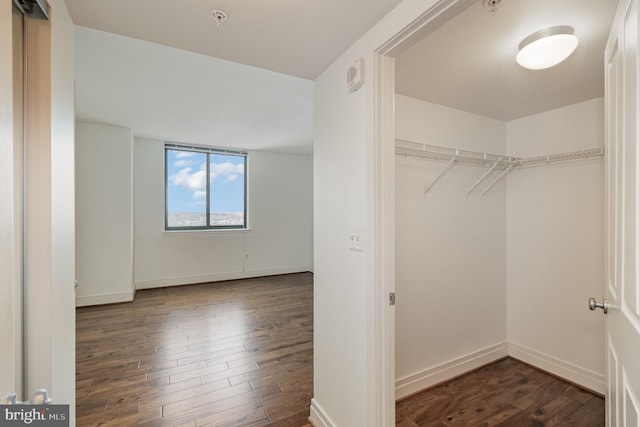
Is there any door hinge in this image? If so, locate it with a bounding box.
[389,292,396,306]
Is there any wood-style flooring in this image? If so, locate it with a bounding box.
[76,273,314,426]
[78,274,604,427]
[396,357,605,427]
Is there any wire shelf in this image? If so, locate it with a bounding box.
[517,147,604,166]
[395,139,519,167]
[395,139,605,196]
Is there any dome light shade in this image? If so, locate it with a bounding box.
[516,26,579,70]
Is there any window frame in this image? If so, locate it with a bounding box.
[164,143,248,231]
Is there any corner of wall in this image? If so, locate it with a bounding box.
[395,342,508,400]
[507,342,605,395]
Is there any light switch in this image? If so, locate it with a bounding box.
[349,225,363,251]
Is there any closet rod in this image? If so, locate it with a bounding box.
[517,147,604,166]
[395,139,520,167]
[395,139,605,196]
[395,139,604,167]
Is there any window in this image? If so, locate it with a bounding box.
[165,144,247,230]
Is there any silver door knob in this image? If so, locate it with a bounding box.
[588,297,608,314]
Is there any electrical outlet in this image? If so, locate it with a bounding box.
[349,225,363,251]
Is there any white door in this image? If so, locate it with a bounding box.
[2,0,57,403]
[604,0,640,425]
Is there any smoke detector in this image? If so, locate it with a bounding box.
[482,0,504,14]
[211,9,228,28]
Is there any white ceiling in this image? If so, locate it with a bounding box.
[74,26,314,154]
[395,0,618,121]
[65,0,405,80]
[69,0,408,154]
[71,0,619,154]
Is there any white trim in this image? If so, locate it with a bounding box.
[75,290,135,307]
[162,228,251,234]
[395,342,508,400]
[376,0,476,56]
[309,398,335,427]
[372,0,477,422]
[369,50,397,427]
[134,266,313,290]
[508,341,605,394]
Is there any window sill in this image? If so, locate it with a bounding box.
[163,228,251,234]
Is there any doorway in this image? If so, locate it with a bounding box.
[373,0,616,422]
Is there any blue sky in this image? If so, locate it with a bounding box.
[166,150,245,213]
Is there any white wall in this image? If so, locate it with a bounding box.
[312,1,450,425]
[243,150,314,273]
[50,0,76,418]
[314,55,369,426]
[394,97,605,395]
[506,98,605,393]
[76,132,312,303]
[74,25,313,155]
[76,122,134,306]
[134,138,313,289]
[395,95,508,398]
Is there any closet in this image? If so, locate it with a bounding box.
[394,95,606,399]
[390,0,616,401]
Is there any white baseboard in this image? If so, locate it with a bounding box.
[309,399,335,427]
[507,341,605,394]
[395,341,508,400]
[75,289,135,307]
[134,265,313,290]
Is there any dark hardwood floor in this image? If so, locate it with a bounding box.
[78,274,604,427]
[76,273,314,426]
[396,357,605,427]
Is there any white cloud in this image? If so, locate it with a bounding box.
[168,167,206,192]
[189,200,206,207]
[210,161,244,182]
[174,159,193,167]
[176,151,196,158]
[193,190,206,198]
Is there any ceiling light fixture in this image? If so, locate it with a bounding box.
[516,25,579,70]
[210,9,228,28]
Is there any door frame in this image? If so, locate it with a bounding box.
[371,0,476,423]
[0,1,25,402]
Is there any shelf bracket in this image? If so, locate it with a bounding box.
[424,153,457,196]
[480,163,515,197]
[465,158,503,197]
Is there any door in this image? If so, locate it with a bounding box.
[604,0,640,425]
[2,0,53,403]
